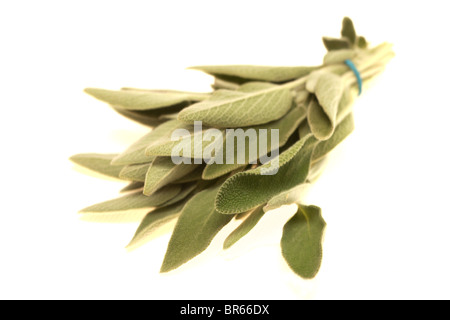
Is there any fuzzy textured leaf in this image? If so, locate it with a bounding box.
[119,163,151,182]
[341,17,357,44]
[322,37,351,51]
[357,36,368,49]
[145,124,224,159]
[263,183,311,212]
[172,166,205,184]
[323,49,356,65]
[312,113,354,162]
[190,65,318,83]
[215,134,317,214]
[336,86,357,124]
[307,73,344,140]
[120,181,144,193]
[84,88,208,111]
[70,153,124,179]
[223,206,265,249]
[127,200,187,249]
[112,120,180,165]
[79,185,181,213]
[160,184,234,272]
[178,85,293,128]
[281,204,326,279]
[202,105,307,180]
[143,157,200,195]
[159,182,198,206]
[111,107,165,127]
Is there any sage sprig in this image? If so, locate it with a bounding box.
[71,17,393,279]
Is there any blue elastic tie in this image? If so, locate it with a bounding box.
[344,59,362,95]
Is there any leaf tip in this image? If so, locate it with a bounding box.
[68,154,79,163]
[222,241,232,250]
[186,65,202,71]
[83,87,97,96]
[83,87,111,102]
[124,238,136,250]
[159,261,175,274]
[342,16,353,24]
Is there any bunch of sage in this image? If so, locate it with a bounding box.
[71,17,393,279]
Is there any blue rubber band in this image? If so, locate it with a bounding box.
[344,59,362,95]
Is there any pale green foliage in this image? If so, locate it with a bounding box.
[263,183,311,212]
[341,17,357,44]
[215,135,317,214]
[112,120,180,165]
[160,184,234,272]
[307,73,344,140]
[189,65,318,83]
[120,181,144,193]
[127,200,188,249]
[202,105,307,180]
[70,153,124,179]
[178,85,293,127]
[281,205,326,279]
[119,163,151,182]
[223,206,265,249]
[84,88,208,111]
[72,17,392,280]
[323,49,356,65]
[79,185,181,213]
[143,158,200,195]
[145,124,223,158]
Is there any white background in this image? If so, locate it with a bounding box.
[1,0,449,300]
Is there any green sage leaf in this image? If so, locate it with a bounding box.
[127,200,187,249]
[215,134,317,214]
[160,184,234,272]
[145,123,224,159]
[312,113,355,162]
[235,210,252,220]
[263,183,311,212]
[172,165,205,184]
[79,185,181,213]
[307,97,332,141]
[307,72,344,140]
[84,88,208,111]
[307,158,328,183]
[236,81,279,92]
[295,90,310,106]
[202,105,307,180]
[148,83,285,160]
[322,37,351,51]
[120,181,144,193]
[119,163,151,182]
[323,49,356,65]
[341,17,357,44]
[143,157,200,196]
[281,204,326,279]
[112,120,180,165]
[70,153,124,179]
[190,65,318,83]
[178,85,293,128]
[357,36,368,49]
[159,182,198,207]
[223,206,265,249]
[111,107,165,127]
[211,77,241,90]
[336,86,357,124]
